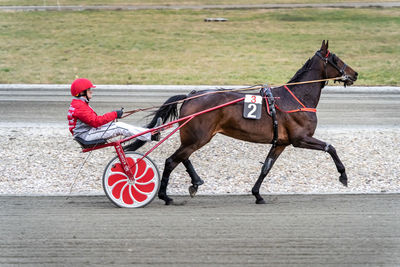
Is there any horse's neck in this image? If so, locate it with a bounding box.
[294,69,325,108]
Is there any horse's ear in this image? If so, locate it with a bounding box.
[320,40,328,54]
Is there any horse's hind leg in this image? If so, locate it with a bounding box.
[158,144,201,205]
[252,145,286,204]
[182,159,204,197]
[293,136,347,186]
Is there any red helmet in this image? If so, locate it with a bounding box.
[70,78,96,96]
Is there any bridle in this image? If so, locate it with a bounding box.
[315,50,351,84]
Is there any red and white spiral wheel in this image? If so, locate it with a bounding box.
[103,152,160,208]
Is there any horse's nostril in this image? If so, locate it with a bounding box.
[355,72,358,77]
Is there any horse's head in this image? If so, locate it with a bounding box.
[315,40,358,87]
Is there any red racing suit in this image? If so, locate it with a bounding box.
[67,97,117,136]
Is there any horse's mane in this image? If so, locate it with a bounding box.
[288,58,313,83]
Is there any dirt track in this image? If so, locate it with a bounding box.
[1,194,399,266]
[1,86,399,265]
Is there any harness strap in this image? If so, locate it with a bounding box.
[284,85,306,108]
[275,106,316,113]
[325,50,330,58]
[261,86,278,148]
[275,85,317,113]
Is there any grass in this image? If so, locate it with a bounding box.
[1,0,399,6]
[0,8,399,85]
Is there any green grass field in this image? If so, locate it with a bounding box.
[1,7,399,85]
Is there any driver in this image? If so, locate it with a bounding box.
[67,78,161,142]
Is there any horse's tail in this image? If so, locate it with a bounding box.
[124,94,188,151]
[146,94,188,128]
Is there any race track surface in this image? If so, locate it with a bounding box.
[1,194,399,266]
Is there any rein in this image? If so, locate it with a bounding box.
[121,76,342,118]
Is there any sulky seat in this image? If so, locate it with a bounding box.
[74,136,107,149]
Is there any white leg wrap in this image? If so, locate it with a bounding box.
[324,143,331,152]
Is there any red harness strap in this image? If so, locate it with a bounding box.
[274,85,317,113]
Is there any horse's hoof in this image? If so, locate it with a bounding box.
[189,185,198,198]
[255,199,267,204]
[159,193,174,205]
[339,174,348,187]
[165,198,174,205]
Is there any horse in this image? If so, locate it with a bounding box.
[125,40,358,205]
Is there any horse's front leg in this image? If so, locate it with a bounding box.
[293,136,347,186]
[252,145,286,204]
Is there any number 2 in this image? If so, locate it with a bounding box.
[247,103,257,118]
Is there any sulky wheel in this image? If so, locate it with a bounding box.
[103,152,160,208]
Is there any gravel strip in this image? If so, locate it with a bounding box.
[1,125,399,195]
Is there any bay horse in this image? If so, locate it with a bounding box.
[125,41,358,205]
